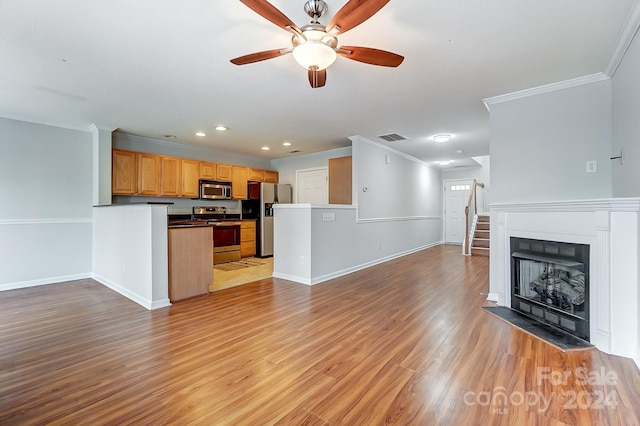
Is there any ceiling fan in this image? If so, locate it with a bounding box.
[230,0,404,88]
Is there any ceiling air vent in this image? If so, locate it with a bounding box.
[378,133,407,142]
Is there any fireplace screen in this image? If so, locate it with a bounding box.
[511,237,589,340]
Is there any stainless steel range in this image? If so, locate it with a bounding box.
[192,206,242,264]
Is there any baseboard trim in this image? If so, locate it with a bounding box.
[273,242,443,286]
[271,272,312,285]
[0,273,92,292]
[486,292,500,302]
[92,273,171,310]
[311,242,443,285]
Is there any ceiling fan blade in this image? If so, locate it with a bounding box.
[230,48,291,65]
[240,0,300,33]
[325,0,389,34]
[308,69,327,88]
[338,46,404,67]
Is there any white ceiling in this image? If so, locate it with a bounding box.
[0,0,637,169]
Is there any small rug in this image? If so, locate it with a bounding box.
[214,258,266,272]
[482,306,594,351]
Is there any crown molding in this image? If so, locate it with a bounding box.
[606,0,640,77]
[483,73,609,107]
[89,123,117,132]
[0,112,93,133]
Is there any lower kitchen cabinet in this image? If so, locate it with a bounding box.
[168,226,212,301]
[240,220,256,258]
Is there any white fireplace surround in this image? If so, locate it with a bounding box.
[489,198,640,367]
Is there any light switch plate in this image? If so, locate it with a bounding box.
[586,160,597,173]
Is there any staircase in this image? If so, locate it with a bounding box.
[471,215,490,256]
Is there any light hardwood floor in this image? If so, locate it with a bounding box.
[210,257,274,292]
[1,245,639,425]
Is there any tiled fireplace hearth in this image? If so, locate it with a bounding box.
[489,199,640,367]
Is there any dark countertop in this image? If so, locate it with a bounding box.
[168,223,215,229]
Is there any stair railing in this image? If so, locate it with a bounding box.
[463,180,485,256]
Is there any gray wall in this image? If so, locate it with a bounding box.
[353,137,441,220]
[489,80,613,203]
[612,29,640,197]
[0,117,93,288]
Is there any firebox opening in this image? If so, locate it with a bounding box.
[510,237,590,341]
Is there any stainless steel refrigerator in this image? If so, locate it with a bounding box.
[248,182,292,257]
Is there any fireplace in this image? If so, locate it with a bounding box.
[510,237,590,341]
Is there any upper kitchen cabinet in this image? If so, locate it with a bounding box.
[263,170,279,183]
[181,159,200,198]
[248,168,264,182]
[112,149,160,196]
[231,166,248,199]
[160,156,181,197]
[112,149,137,195]
[200,162,216,180]
[216,164,232,182]
[112,148,279,199]
[137,153,161,196]
[328,156,352,204]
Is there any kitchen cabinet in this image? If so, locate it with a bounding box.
[216,164,232,182]
[161,156,181,197]
[112,149,137,195]
[181,159,200,198]
[137,153,161,196]
[264,170,279,183]
[241,220,256,258]
[112,149,160,196]
[111,148,280,198]
[248,168,264,182]
[168,226,212,301]
[328,156,352,204]
[231,166,248,199]
[200,162,216,180]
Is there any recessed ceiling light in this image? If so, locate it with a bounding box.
[195,132,206,137]
[215,126,228,131]
[439,160,451,166]
[456,149,463,154]
[261,146,270,151]
[282,142,292,146]
[164,134,176,139]
[432,134,452,143]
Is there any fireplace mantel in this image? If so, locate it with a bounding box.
[488,198,640,367]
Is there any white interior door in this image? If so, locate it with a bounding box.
[296,168,328,204]
[444,179,474,244]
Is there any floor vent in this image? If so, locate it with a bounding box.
[378,133,407,142]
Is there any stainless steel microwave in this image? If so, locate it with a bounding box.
[199,181,232,200]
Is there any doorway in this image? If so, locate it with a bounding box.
[295,167,328,204]
[443,179,474,244]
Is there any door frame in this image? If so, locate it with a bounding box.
[442,178,476,244]
[295,167,328,204]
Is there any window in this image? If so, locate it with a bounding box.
[450,184,471,191]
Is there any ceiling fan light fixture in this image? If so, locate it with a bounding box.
[293,41,336,70]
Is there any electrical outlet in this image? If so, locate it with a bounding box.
[377,241,381,249]
[586,160,597,173]
[299,256,304,265]
[322,213,335,222]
